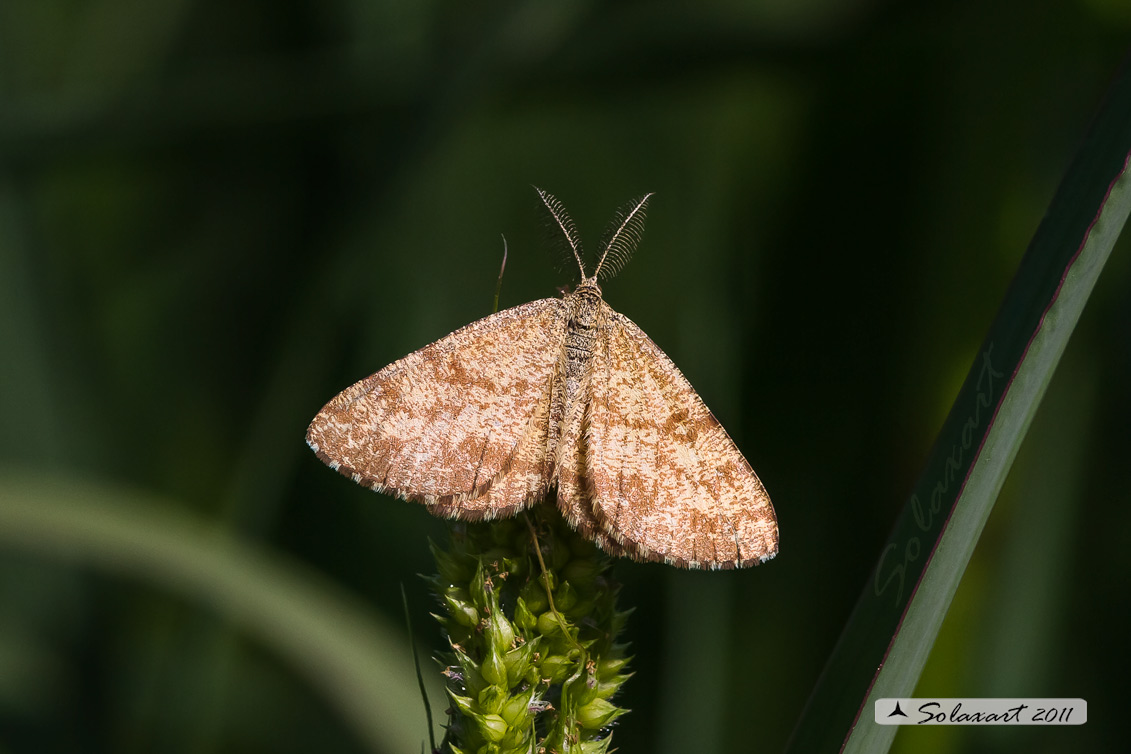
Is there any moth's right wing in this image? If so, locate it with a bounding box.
[585,308,778,569]
[307,298,567,519]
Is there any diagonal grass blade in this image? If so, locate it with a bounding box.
[787,56,1131,754]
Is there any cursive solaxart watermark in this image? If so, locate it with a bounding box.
[874,344,1005,604]
[875,698,1087,726]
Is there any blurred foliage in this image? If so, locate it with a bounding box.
[0,1,1128,753]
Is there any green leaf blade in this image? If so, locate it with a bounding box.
[788,58,1131,754]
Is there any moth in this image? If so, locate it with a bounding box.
[306,188,778,569]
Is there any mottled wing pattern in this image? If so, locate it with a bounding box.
[586,308,778,568]
[306,299,567,519]
[555,390,630,558]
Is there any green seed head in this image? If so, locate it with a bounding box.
[429,504,630,754]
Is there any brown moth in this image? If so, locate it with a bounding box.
[306,188,778,569]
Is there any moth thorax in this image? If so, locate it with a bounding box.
[564,285,602,371]
[568,291,603,334]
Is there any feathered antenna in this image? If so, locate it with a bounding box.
[534,186,587,280]
[592,193,653,281]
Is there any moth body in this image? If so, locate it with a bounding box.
[306,190,779,569]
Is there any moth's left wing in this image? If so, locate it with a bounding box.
[307,298,566,519]
[586,309,778,568]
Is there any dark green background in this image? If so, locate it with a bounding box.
[1,1,1128,752]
